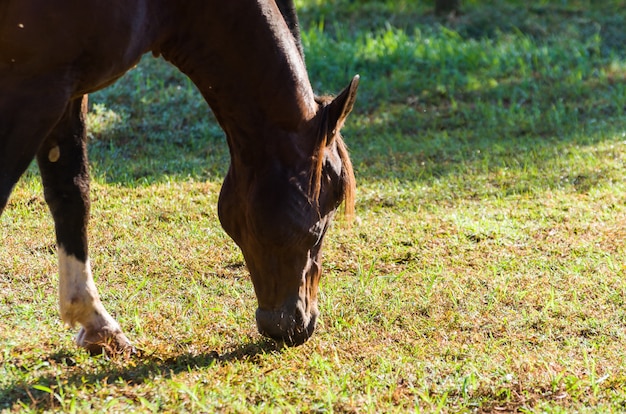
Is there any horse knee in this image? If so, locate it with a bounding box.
[0,167,28,215]
[0,190,9,215]
[37,97,90,212]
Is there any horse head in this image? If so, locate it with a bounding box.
[218,76,359,345]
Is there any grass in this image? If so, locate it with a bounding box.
[2,0,626,411]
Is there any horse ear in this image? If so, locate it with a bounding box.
[326,75,360,137]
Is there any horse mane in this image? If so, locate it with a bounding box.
[310,96,356,219]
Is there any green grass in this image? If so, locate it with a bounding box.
[2,0,626,411]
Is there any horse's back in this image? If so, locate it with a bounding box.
[0,0,159,210]
[0,0,157,97]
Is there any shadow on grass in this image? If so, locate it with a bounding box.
[0,339,284,410]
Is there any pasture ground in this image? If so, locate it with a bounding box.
[2,0,626,412]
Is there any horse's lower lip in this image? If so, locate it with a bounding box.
[255,307,318,346]
[261,328,313,346]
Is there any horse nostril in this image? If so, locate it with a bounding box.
[255,307,318,346]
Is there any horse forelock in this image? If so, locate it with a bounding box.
[309,97,356,219]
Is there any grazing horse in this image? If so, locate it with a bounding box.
[0,0,358,354]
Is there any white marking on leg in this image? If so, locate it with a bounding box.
[58,247,121,334]
[48,145,60,163]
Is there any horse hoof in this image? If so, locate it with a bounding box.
[76,327,135,357]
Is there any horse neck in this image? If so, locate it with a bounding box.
[156,1,318,165]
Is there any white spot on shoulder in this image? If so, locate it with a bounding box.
[18,23,24,29]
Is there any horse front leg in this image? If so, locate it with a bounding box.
[36,95,133,355]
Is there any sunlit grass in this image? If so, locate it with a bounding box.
[2,0,626,412]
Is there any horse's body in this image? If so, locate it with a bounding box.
[0,0,357,354]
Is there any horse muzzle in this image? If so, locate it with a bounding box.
[255,304,319,346]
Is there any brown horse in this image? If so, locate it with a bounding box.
[0,0,358,354]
